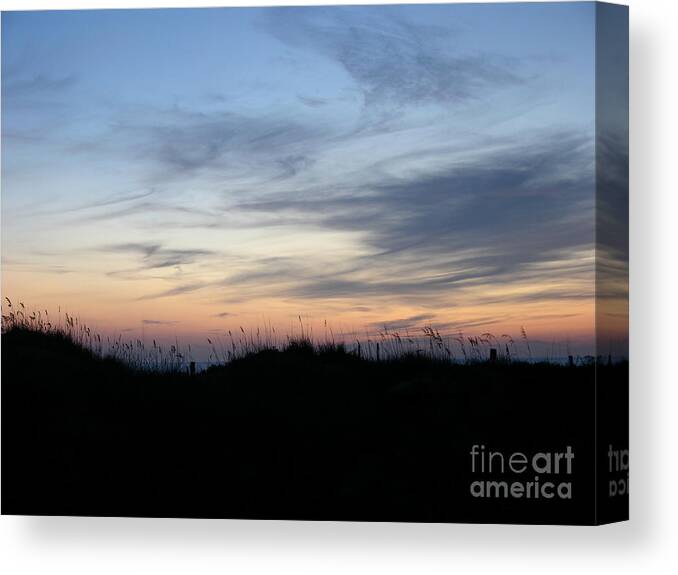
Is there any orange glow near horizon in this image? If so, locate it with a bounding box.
[1,252,602,361]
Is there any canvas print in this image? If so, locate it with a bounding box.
[1,2,628,524]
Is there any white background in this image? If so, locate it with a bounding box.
[0,0,676,573]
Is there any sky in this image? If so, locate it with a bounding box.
[2,3,620,359]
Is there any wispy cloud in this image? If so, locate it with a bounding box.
[71,200,211,225]
[138,282,209,301]
[369,313,436,331]
[1,257,74,275]
[227,130,594,305]
[266,7,523,108]
[212,312,234,318]
[141,319,179,325]
[100,242,214,270]
[297,95,329,108]
[111,107,327,183]
[65,190,156,213]
[2,73,77,105]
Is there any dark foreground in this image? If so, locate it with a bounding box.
[1,328,627,524]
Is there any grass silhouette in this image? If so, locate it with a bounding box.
[1,303,627,523]
[2,299,589,369]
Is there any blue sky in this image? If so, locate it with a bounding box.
[2,3,608,356]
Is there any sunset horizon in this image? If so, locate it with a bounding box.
[2,4,627,361]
